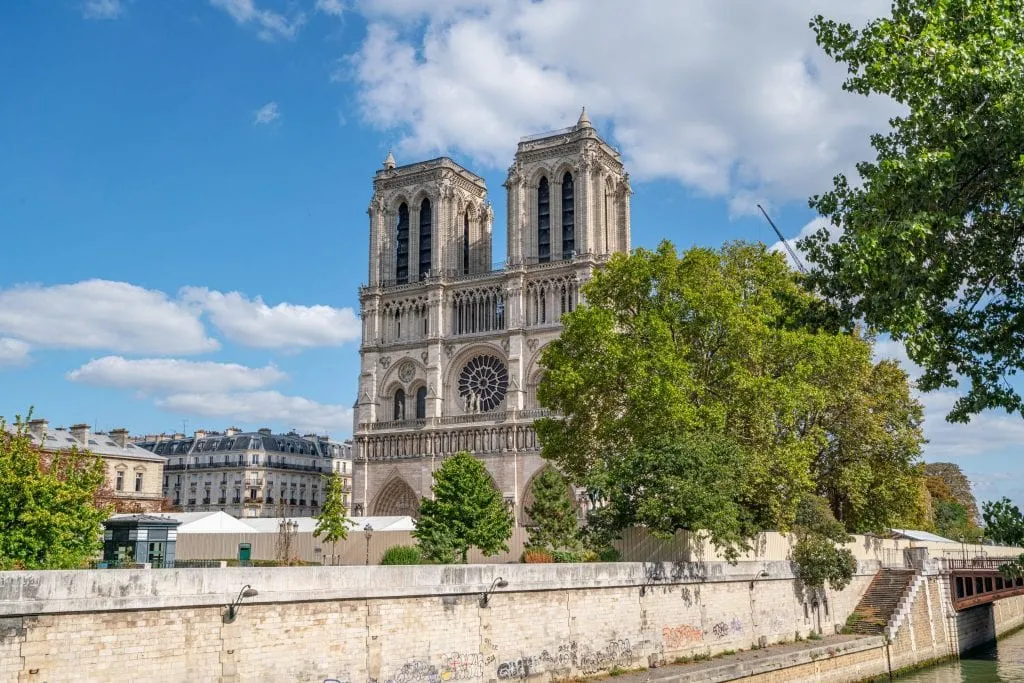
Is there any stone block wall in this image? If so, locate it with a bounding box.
[0,561,876,683]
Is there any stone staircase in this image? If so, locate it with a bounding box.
[845,568,917,635]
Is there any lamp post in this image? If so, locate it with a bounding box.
[224,585,259,623]
[363,523,374,566]
[480,577,508,608]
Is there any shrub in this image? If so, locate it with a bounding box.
[598,546,622,562]
[380,545,422,565]
[551,550,580,563]
[522,548,554,563]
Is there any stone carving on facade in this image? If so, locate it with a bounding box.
[444,344,455,358]
[398,360,416,382]
[526,338,539,351]
[379,356,392,369]
[421,351,429,364]
[501,338,510,353]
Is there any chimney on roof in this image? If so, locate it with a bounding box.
[258,428,272,436]
[69,423,90,445]
[26,418,48,442]
[194,430,206,440]
[225,427,239,437]
[109,428,130,448]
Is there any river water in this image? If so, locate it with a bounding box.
[888,628,1024,681]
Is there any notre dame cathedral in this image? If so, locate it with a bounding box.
[351,110,631,523]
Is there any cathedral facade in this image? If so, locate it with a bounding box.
[352,111,631,523]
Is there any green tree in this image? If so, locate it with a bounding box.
[536,241,925,550]
[0,412,109,569]
[802,1,1024,423]
[792,496,857,592]
[314,472,352,561]
[924,463,980,525]
[413,452,513,564]
[982,497,1024,546]
[525,467,582,555]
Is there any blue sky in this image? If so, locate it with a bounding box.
[1,0,1021,506]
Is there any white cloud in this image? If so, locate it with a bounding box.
[0,338,31,367]
[253,101,281,125]
[82,0,123,19]
[157,391,353,434]
[0,280,218,355]
[347,0,901,209]
[920,390,1024,460]
[181,287,361,349]
[209,0,305,41]
[316,0,346,17]
[67,356,287,393]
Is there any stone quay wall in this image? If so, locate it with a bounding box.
[3,561,1021,683]
[0,561,876,683]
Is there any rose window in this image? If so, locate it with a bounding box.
[458,355,509,413]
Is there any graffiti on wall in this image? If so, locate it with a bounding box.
[495,639,638,679]
[661,625,703,649]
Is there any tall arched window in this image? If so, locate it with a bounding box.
[395,203,410,284]
[463,212,470,275]
[538,177,550,263]
[415,386,427,419]
[393,389,405,421]
[418,198,432,279]
[562,171,575,257]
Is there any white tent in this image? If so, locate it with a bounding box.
[110,511,258,534]
[241,515,416,533]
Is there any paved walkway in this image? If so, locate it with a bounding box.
[605,634,882,683]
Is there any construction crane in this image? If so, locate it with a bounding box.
[757,204,807,274]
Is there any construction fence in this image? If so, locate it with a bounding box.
[174,526,1023,566]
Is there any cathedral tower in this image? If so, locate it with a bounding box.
[353,112,631,522]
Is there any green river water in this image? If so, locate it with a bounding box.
[885,627,1024,681]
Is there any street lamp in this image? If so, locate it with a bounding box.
[224,585,259,623]
[363,523,374,566]
[480,577,508,608]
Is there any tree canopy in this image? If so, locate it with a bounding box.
[983,497,1024,546]
[802,0,1024,422]
[524,466,582,555]
[536,241,926,556]
[413,452,513,563]
[0,412,109,569]
[314,471,351,545]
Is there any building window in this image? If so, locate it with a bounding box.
[393,389,406,421]
[134,472,143,492]
[396,202,410,284]
[463,212,470,274]
[538,177,550,263]
[415,386,427,420]
[115,471,124,491]
[418,198,432,279]
[562,171,575,256]
[251,454,259,465]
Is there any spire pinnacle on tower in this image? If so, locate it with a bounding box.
[383,149,396,170]
[576,106,592,129]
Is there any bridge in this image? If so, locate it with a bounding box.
[947,556,1024,610]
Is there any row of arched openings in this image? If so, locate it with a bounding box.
[392,387,427,421]
[537,172,575,263]
[395,198,433,285]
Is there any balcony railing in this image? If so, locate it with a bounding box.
[358,408,555,432]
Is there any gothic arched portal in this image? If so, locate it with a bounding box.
[371,477,420,518]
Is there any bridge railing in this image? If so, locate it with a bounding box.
[945,556,1021,572]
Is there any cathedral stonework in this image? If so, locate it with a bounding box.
[352,110,632,523]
